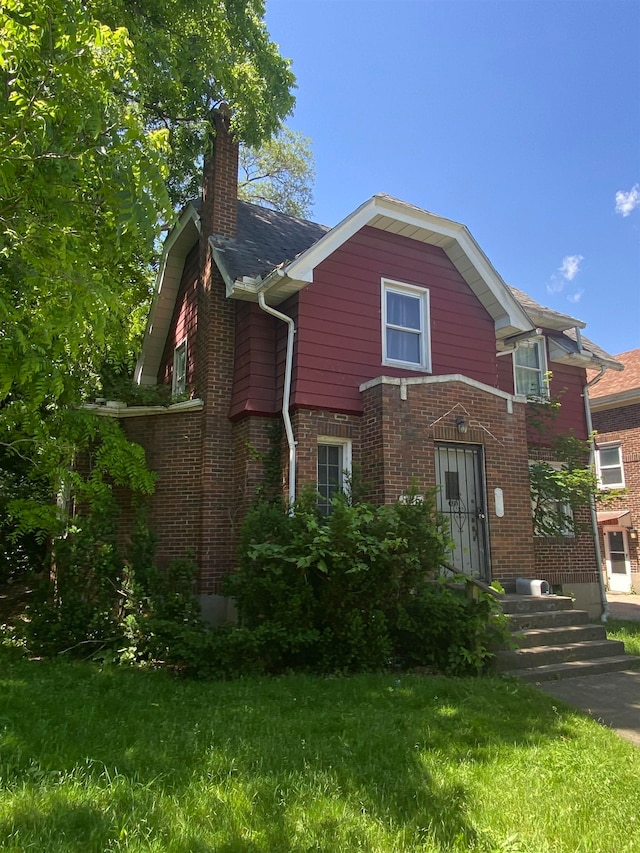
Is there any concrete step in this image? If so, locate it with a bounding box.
[503,655,640,683]
[501,595,574,614]
[495,639,626,672]
[507,608,590,631]
[512,623,608,649]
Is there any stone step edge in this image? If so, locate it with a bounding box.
[501,655,640,682]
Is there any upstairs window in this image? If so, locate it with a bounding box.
[382,279,431,370]
[514,337,548,398]
[317,438,352,515]
[597,443,625,489]
[172,340,187,396]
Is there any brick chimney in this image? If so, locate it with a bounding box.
[200,105,239,240]
[195,105,240,595]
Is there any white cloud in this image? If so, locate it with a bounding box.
[615,184,640,217]
[547,254,584,294]
[566,290,584,304]
[546,275,564,295]
[559,254,583,281]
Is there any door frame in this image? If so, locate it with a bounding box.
[604,526,632,593]
[434,441,491,582]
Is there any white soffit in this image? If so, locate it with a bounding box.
[135,205,200,385]
[265,194,532,337]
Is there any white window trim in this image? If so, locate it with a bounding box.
[513,335,549,400]
[596,442,625,490]
[317,437,352,511]
[381,278,431,372]
[172,337,187,396]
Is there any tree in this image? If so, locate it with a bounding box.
[0,0,296,548]
[239,127,315,218]
[88,0,296,207]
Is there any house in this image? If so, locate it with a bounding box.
[106,110,622,620]
[590,348,640,593]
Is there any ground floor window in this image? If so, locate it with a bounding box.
[317,438,352,515]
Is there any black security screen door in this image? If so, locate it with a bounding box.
[435,443,489,580]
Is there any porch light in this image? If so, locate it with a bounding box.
[630,529,638,542]
[455,416,468,435]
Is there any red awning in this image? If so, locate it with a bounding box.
[597,510,632,527]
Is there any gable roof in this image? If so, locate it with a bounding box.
[222,193,534,340]
[137,194,620,385]
[589,348,640,409]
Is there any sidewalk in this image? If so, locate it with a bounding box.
[536,592,640,746]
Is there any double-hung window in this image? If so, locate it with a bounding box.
[317,438,352,515]
[597,443,625,489]
[382,279,431,370]
[172,339,187,396]
[514,337,548,398]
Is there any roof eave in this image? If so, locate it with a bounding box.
[135,204,201,385]
[234,194,532,336]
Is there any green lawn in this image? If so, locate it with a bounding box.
[1,646,640,852]
[606,619,640,657]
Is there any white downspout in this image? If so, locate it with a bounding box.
[583,351,609,622]
[258,290,296,508]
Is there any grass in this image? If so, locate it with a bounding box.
[606,618,640,656]
[1,645,640,852]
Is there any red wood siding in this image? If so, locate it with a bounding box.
[290,226,500,414]
[229,302,278,419]
[497,338,588,441]
[159,243,199,389]
[547,360,588,439]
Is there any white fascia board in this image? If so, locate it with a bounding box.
[210,239,238,297]
[83,399,204,418]
[589,389,640,411]
[279,196,380,284]
[135,204,200,385]
[525,305,586,332]
[274,194,531,334]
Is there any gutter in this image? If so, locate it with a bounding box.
[583,356,609,622]
[257,287,297,508]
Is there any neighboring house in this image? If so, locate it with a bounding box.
[590,349,640,593]
[101,111,621,620]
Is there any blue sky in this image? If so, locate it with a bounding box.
[265,0,639,357]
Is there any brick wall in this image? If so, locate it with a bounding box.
[120,410,202,570]
[359,378,536,584]
[592,402,640,579]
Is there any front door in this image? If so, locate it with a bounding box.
[605,528,632,593]
[435,443,489,581]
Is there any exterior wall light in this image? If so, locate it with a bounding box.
[630,528,638,542]
[455,416,468,435]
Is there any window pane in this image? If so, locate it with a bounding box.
[600,447,621,467]
[387,291,421,330]
[318,444,343,515]
[600,468,623,486]
[515,367,543,396]
[515,341,541,369]
[387,328,421,364]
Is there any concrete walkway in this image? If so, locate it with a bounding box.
[536,593,640,746]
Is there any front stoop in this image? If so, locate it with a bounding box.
[495,594,640,682]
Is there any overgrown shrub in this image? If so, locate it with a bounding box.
[224,490,506,675]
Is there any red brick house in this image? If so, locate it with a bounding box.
[105,113,621,620]
[590,349,640,593]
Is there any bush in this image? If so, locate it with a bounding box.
[224,490,504,675]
